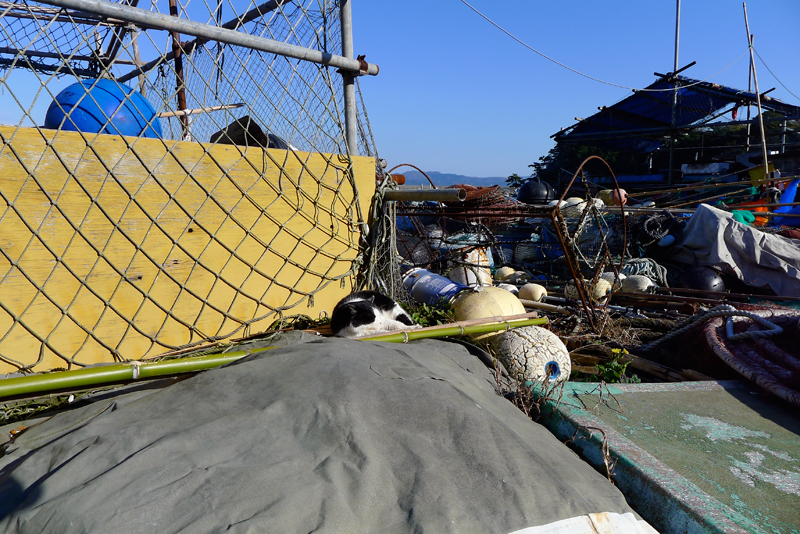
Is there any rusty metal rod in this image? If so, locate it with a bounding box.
[384,188,466,202]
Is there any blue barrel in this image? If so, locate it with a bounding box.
[403,269,468,306]
[45,78,162,138]
[773,178,800,227]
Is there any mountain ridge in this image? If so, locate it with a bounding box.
[396,170,509,188]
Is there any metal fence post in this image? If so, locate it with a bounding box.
[340,0,357,155]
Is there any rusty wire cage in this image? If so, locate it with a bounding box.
[0,0,380,373]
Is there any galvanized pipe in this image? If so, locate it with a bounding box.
[339,0,357,155]
[37,0,379,76]
[117,0,287,84]
[383,188,467,202]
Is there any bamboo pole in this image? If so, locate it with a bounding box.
[0,313,550,400]
[357,312,548,342]
[157,103,244,118]
[627,174,798,198]
[665,185,753,208]
[0,347,276,400]
[743,3,770,183]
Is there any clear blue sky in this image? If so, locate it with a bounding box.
[352,0,800,179]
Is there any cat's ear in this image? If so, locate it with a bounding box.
[367,294,376,303]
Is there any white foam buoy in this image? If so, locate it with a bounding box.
[565,279,612,303]
[453,286,526,322]
[494,326,571,384]
[506,271,532,284]
[447,248,492,287]
[599,271,626,291]
[621,274,656,293]
[453,286,526,341]
[493,266,516,282]
[560,197,586,218]
[518,283,547,302]
[495,283,519,295]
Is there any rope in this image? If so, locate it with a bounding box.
[640,305,783,351]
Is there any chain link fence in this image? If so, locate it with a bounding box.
[0,0,379,373]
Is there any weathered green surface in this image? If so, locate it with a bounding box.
[540,381,800,534]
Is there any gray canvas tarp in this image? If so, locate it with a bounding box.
[0,334,641,534]
[672,203,800,296]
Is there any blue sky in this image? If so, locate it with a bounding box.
[352,0,800,178]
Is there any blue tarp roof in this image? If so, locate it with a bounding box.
[554,75,800,153]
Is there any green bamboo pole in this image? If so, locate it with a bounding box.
[359,317,548,342]
[1,314,550,400]
[0,346,275,400]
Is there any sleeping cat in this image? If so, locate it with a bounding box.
[330,290,419,337]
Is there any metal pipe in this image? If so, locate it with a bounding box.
[339,0,357,155]
[168,0,189,138]
[35,0,379,77]
[117,0,288,83]
[383,188,467,202]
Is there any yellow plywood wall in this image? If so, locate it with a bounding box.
[0,126,375,373]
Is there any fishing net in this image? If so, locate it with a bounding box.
[0,0,378,373]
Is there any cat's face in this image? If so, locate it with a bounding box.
[345,301,380,329]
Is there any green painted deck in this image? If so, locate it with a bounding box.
[539,381,800,534]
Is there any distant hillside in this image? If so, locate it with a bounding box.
[398,170,508,188]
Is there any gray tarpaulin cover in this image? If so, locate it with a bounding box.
[672,203,800,296]
[0,334,637,533]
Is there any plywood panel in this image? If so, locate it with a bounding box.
[0,126,375,372]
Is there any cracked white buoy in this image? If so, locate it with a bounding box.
[494,326,570,384]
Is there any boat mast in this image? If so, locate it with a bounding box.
[743,3,770,182]
[667,0,681,186]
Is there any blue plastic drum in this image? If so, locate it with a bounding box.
[773,178,800,227]
[44,78,162,138]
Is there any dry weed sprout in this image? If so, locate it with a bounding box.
[487,342,566,422]
[565,425,618,482]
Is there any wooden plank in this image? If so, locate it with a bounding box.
[0,126,375,372]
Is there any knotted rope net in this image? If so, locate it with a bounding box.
[0,0,377,373]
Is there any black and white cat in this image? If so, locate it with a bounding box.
[330,290,419,337]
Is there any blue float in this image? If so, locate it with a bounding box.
[44,78,162,138]
[773,178,800,227]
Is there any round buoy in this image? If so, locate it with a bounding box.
[494,266,516,282]
[494,326,570,383]
[599,272,626,291]
[447,265,491,287]
[518,283,547,302]
[564,280,580,300]
[565,279,612,303]
[506,271,532,284]
[675,267,725,292]
[45,78,162,138]
[495,283,519,295]
[561,197,586,218]
[620,275,656,293]
[591,279,612,303]
[453,287,526,341]
[453,286,525,321]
